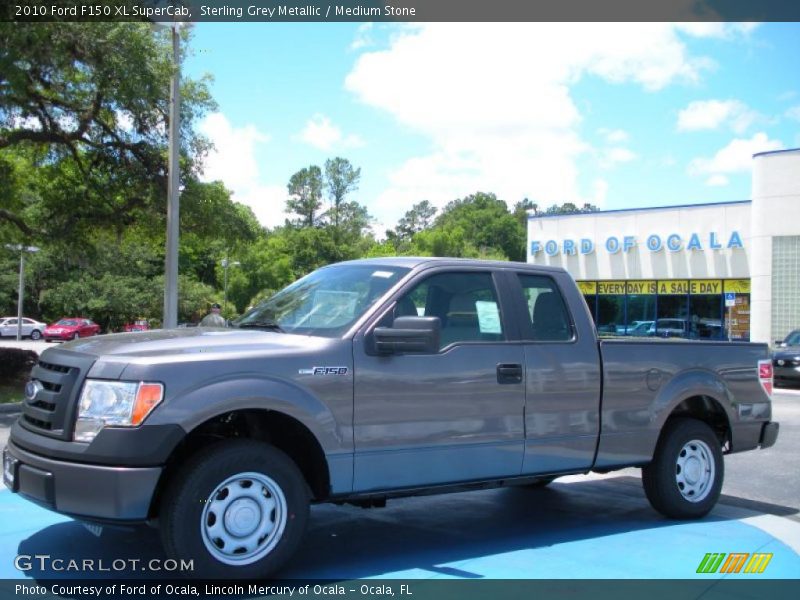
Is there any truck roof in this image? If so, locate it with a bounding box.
[333,256,567,273]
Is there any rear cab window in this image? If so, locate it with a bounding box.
[516,274,574,342]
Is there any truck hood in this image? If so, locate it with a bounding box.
[53,327,326,360]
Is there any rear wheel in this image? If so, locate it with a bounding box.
[30,330,42,340]
[160,440,309,578]
[642,418,723,519]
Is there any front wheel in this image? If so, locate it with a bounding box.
[160,440,309,578]
[642,418,723,519]
[30,330,42,340]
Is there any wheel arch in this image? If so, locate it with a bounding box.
[149,408,332,518]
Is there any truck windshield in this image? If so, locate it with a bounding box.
[234,264,409,337]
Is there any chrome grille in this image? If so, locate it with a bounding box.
[21,351,95,440]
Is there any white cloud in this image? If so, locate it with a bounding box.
[198,113,287,228]
[600,147,637,169]
[688,133,784,178]
[677,99,759,134]
[350,23,374,51]
[786,105,800,122]
[705,174,729,187]
[297,114,365,151]
[599,128,629,143]
[345,23,716,226]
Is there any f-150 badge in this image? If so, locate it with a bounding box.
[299,367,348,375]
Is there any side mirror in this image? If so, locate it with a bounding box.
[775,340,786,347]
[374,316,441,354]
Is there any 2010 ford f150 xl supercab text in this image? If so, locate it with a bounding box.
[3,258,779,577]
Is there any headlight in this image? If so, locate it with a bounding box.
[74,380,164,442]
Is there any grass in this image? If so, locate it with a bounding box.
[0,382,24,404]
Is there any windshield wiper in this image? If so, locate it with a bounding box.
[236,320,285,333]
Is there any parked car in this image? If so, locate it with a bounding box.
[773,329,800,387]
[648,318,690,338]
[614,320,653,336]
[0,317,47,340]
[627,320,654,336]
[123,320,150,333]
[5,258,778,578]
[43,318,101,342]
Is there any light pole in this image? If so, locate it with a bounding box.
[152,12,189,329]
[5,244,40,341]
[222,257,241,313]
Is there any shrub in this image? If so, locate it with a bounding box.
[0,348,38,382]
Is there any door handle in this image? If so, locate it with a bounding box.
[497,363,523,384]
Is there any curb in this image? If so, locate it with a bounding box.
[0,402,22,415]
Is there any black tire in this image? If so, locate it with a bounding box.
[30,330,42,340]
[159,440,309,579]
[642,418,723,519]
[71,332,79,340]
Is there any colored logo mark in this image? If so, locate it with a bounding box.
[696,552,773,574]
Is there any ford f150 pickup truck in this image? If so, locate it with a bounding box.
[3,258,779,577]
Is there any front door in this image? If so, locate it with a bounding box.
[352,269,526,492]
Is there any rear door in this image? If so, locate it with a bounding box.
[506,271,602,474]
[352,267,526,491]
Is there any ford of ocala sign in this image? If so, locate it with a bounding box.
[530,231,744,257]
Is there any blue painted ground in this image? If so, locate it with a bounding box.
[1,476,798,580]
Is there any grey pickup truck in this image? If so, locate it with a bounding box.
[4,258,779,577]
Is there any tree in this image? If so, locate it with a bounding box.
[435,192,526,261]
[392,200,437,243]
[324,157,361,230]
[286,166,323,227]
[543,202,600,215]
[0,22,215,241]
[512,198,539,227]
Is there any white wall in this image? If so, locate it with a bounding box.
[750,149,800,343]
[527,202,751,281]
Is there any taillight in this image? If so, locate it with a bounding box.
[758,359,773,397]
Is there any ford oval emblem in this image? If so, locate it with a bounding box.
[24,380,43,401]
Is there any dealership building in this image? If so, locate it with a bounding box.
[527,148,800,344]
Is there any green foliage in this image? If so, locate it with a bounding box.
[0,22,215,242]
[433,192,526,261]
[324,157,361,229]
[286,166,323,227]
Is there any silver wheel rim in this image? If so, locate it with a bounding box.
[200,471,288,565]
[675,439,715,503]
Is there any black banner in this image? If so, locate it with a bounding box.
[2,579,800,600]
[4,0,800,23]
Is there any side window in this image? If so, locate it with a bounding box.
[394,272,504,349]
[518,274,573,341]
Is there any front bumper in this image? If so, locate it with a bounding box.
[774,365,800,383]
[3,441,161,523]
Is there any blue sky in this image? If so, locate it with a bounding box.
[183,22,800,233]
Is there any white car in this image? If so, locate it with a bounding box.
[0,316,47,340]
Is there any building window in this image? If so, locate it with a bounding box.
[577,279,750,340]
[772,236,800,342]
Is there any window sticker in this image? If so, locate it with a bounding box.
[475,300,502,334]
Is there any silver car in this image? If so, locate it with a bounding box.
[0,316,47,340]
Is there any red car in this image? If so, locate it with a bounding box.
[123,319,150,333]
[43,318,101,342]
